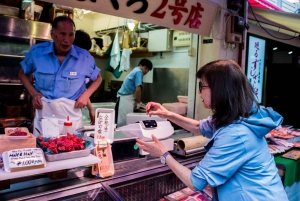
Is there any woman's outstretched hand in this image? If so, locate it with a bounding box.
[146,102,170,119]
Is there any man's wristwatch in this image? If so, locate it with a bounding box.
[160,151,170,165]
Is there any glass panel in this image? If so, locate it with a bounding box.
[0,56,22,83]
[35,38,52,45]
[0,35,30,56]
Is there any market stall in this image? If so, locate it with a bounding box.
[0,132,206,200]
[267,126,300,201]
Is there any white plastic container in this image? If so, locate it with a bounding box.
[162,103,187,115]
[62,116,73,135]
[34,4,43,21]
[162,95,188,115]
[177,95,188,103]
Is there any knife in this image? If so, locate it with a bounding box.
[35,128,42,136]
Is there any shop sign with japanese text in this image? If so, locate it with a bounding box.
[43,0,219,36]
[246,36,266,104]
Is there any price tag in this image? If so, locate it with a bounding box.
[3,148,46,172]
[98,139,107,148]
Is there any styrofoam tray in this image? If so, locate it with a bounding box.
[177,95,188,103]
[44,149,91,162]
[4,127,30,139]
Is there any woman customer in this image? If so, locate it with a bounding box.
[136,59,288,201]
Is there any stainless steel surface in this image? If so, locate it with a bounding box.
[0,5,19,17]
[172,142,206,157]
[114,130,137,142]
[0,15,51,40]
[44,149,91,162]
[0,152,205,201]
[185,147,206,155]
[170,129,195,141]
[114,157,146,170]
[83,131,137,143]
[21,183,103,201]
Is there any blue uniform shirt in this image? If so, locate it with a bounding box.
[20,42,100,100]
[117,67,143,95]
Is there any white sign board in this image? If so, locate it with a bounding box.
[246,35,266,104]
[43,0,219,36]
[94,108,115,144]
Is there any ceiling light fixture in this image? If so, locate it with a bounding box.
[288,51,293,54]
[82,9,91,15]
[127,22,135,31]
[273,47,277,50]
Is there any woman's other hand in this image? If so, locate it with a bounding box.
[136,134,167,157]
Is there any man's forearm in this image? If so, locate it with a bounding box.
[135,86,142,103]
[84,74,102,97]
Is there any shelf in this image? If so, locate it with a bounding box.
[130,51,153,58]
[0,54,25,58]
[47,7,74,23]
[89,49,153,59]
[0,154,100,181]
[0,82,22,86]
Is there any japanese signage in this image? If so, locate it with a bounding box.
[246,36,266,104]
[94,109,114,144]
[43,0,218,36]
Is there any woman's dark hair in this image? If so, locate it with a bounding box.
[196,59,259,129]
[51,16,76,29]
[139,58,153,71]
[74,30,92,51]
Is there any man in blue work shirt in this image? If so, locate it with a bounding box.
[19,16,102,136]
[115,58,153,127]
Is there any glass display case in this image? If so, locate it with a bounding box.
[0,36,29,83]
[0,15,51,131]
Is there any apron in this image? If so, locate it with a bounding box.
[116,94,135,128]
[33,97,82,137]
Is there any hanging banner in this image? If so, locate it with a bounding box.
[43,0,219,36]
[246,35,266,104]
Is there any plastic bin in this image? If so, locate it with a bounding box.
[162,102,187,115]
[34,5,43,21]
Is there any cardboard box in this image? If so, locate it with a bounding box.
[0,133,36,154]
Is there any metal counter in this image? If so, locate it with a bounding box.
[0,152,205,201]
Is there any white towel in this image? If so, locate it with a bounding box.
[110,30,121,69]
[102,35,112,50]
[119,49,132,72]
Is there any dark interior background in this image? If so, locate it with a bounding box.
[264,38,300,127]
